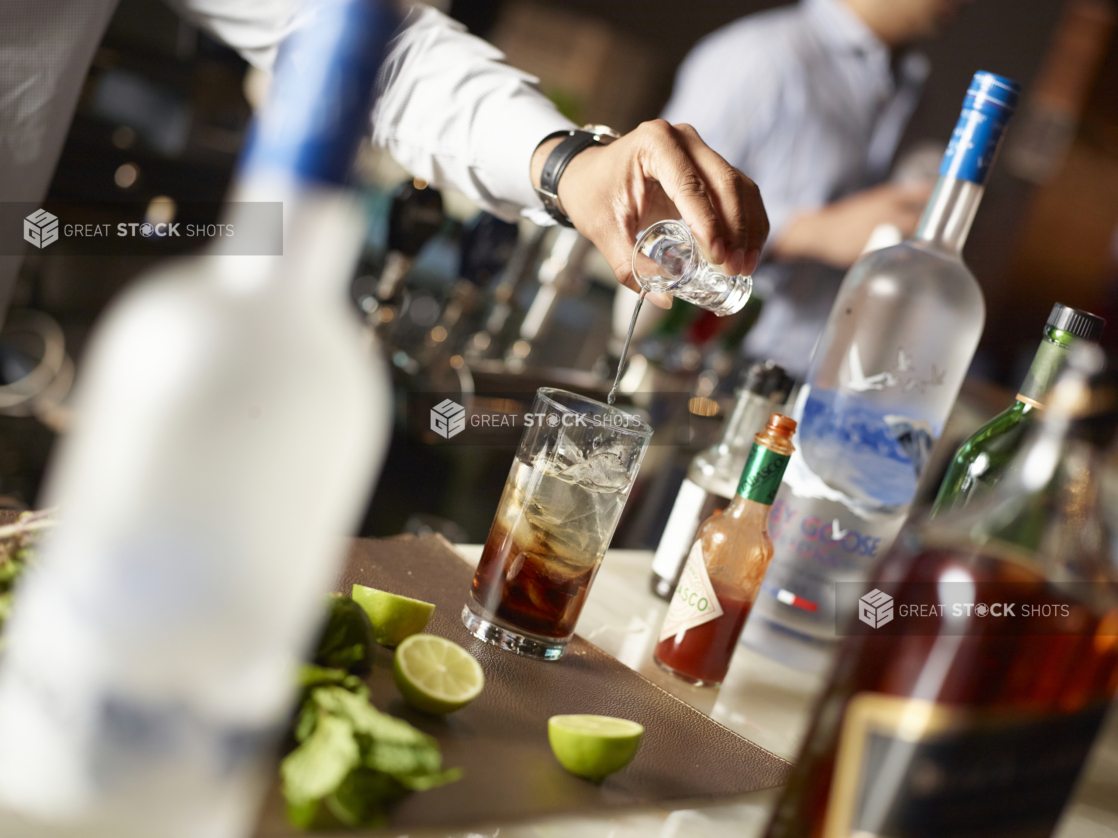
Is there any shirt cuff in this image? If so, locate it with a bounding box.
[473,92,575,223]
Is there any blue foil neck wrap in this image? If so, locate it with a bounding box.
[939,71,1021,186]
[240,0,401,186]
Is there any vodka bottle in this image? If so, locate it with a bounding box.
[743,72,1020,673]
[765,346,1118,838]
[932,303,1103,516]
[650,362,791,600]
[0,2,398,836]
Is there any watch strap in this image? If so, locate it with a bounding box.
[535,128,613,227]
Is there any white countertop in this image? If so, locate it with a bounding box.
[444,544,1118,838]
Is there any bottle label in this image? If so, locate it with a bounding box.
[736,444,791,505]
[823,692,1106,838]
[939,102,1013,186]
[651,479,712,581]
[659,541,724,641]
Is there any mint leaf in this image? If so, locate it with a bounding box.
[285,797,321,830]
[325,768,404,827]
[292,701,318,744]
[396,766,462,792]
[363,740,442,776]
[296,664,365,693]
[312,687,432,748]
[313,595,374,675]
[281,713,360,805]
[0,559,21,587]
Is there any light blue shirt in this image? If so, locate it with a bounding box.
[662,0,928,376]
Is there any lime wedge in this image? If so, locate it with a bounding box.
[548,715,644,782]
[351,584,434,647]
[393,634,485,715]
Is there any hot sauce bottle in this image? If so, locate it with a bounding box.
[654,413,796,686]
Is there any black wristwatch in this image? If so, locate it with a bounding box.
[534,124,620,227]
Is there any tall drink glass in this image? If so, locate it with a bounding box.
[462,388,652,660]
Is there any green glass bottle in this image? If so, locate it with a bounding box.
[931,302,1103,516]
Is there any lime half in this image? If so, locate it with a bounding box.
[393,634,485,715]
[548,715,644,782]
[352,584,434,646]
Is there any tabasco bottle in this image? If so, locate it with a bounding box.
[654,413,796,686]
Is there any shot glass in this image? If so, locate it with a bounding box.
[632,220,752,316]
[462,388,652,660]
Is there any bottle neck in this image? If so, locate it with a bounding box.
[1017,326,1082,408]
[913,176,985,255]
[734,436,794,504]
[212,180,366,300]
[716,390,776,458]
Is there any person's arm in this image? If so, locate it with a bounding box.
[371,6,766,291]
[368,5,573,223]
[770,181,933,268]
[175,2,768,295]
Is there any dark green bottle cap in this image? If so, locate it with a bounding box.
[1048,304,1105,341]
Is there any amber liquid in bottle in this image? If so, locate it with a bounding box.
[654,414,796,686]
[767,542,1118,838]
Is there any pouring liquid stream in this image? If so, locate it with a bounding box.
[607,288,647,405]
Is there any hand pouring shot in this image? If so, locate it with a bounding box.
[1,1,1118,838]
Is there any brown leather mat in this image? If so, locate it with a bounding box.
[253,534,791,834]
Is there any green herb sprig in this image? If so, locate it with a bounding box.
[283,597,459,829]
[0,508,56,647]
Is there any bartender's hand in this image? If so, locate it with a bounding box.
[531,121,769,310]
[772,182,934,269]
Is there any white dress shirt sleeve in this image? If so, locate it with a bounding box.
[172,1,575,223]
[371,6,575,223]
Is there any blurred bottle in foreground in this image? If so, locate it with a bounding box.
[765,345,1118,838]
[650,362,791,600]
[654,413,796,687]
[0,2,398,837]
[744,72,1020,672]
[932,303,1104,516]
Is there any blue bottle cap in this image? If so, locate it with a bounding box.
[240,0,402,187]
[964,71,1021,115]
[939,71,1021,186]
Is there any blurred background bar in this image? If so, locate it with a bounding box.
[1,0,1117,555]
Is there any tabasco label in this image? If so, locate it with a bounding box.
[736,443,790,506]
[659,540,724,641]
